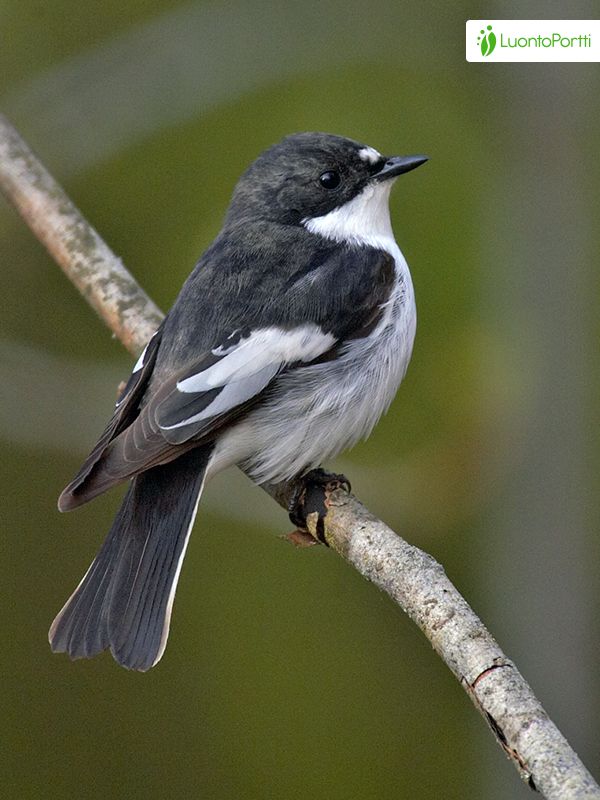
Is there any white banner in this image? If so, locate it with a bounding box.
[466,19,600,62]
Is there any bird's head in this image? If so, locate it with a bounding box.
[224,132,427,243]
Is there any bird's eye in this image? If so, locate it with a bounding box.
[319,170,341,190]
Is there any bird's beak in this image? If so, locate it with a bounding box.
[374,155,428,181]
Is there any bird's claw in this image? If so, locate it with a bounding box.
[287,468,352,545]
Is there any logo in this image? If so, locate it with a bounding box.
[478,24,497,56]
[467,20,600,62]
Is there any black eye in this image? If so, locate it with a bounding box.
[319,170,341,190]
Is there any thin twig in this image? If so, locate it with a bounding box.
[0,115,162,354]
[1,113,598,800]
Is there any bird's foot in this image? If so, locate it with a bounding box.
[287,468,352,545]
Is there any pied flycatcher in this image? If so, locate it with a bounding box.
[49,132,427,670]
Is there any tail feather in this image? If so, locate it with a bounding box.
[49,446,211,671]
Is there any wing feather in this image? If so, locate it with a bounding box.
[58,325,164,511]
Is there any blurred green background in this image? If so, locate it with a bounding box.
[2,0,599,797]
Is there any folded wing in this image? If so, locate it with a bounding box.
[60,323,335,509]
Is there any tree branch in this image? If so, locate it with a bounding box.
[1,113,598,800]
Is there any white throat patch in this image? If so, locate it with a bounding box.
[302,181,396,254]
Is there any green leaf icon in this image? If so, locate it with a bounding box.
[479,25,496,57]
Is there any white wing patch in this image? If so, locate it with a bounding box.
[177,325,334,393]
[115,330,159,408]
[132,330,158,374]
[161,364,280,431]
[211,330,246,357]
[132,344,148,374]
[160,324,335,430]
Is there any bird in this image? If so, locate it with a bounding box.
[49,132,427,671]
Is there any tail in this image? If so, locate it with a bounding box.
[49,446,212,671]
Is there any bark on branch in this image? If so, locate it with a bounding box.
[1,113,598,800]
